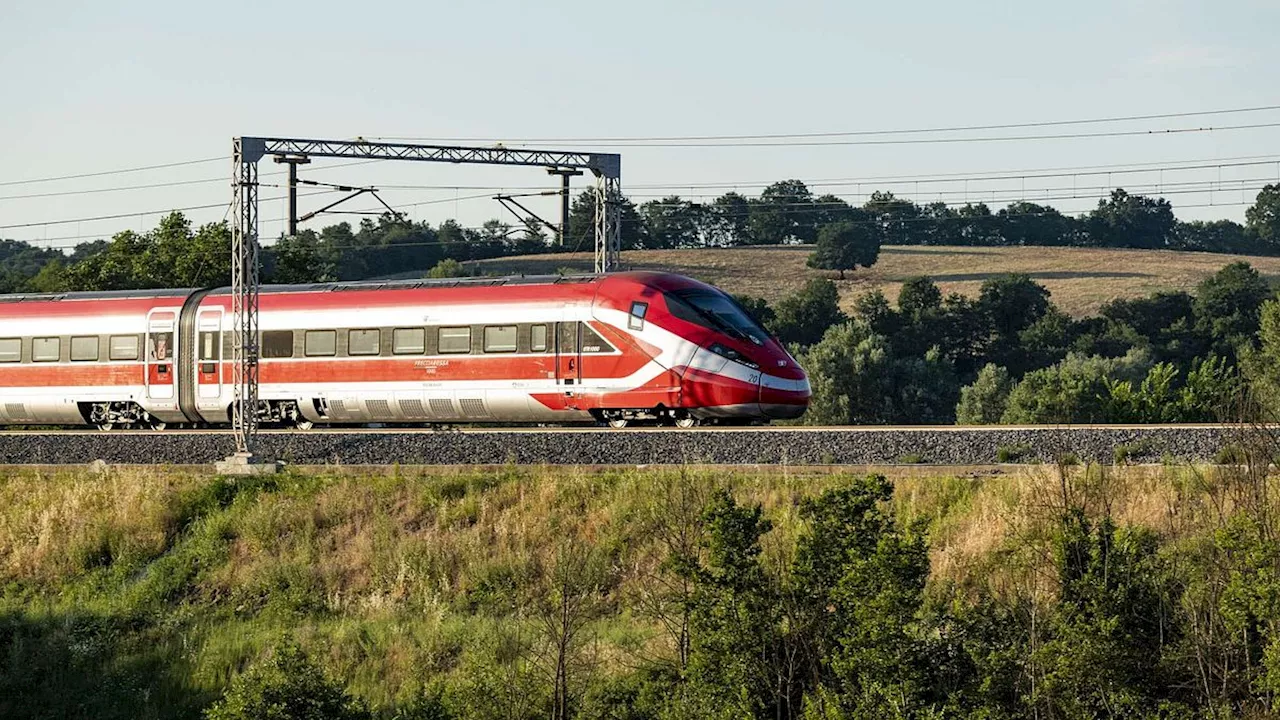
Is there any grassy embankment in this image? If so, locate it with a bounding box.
[0,460,1248,718]
[466,244,1280,317]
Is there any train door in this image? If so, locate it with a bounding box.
[196,310,222,400]
[555,321,581,397]
[145,310,177,400]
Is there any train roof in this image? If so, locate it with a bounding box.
[0,271,697,304]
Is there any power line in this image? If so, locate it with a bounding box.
[491,122,1280,149]
[0,157,227,188]
[0,189,336,230]
[375,103,1280,144]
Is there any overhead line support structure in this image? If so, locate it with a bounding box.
[229,136,622,462]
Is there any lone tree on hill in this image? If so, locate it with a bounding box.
[807,221,881,279]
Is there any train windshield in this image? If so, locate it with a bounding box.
[667,290,767,345]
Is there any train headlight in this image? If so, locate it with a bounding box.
[709,343,759,369]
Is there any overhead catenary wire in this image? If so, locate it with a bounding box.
[0,157,227,188]
[374,103,1280,145]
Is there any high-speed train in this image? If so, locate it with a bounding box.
[0,272,810,429]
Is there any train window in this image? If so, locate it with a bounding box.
[629,301,648,330]
[0,338,19,363]
[32,337,60,362]
[348,328,381,356]
[531,324,548,352]
[262,331,295,358]
[438,326,471,354]
[109,335,139,361]
[666,290,767,346]
[484,325,517,353]
[581,325,616,354]
[305,330,337,357]
[70,336,99,362]
[199,332,220,361]
[393,328,426,355]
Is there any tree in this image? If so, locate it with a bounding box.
[640,196,705,249]
[897,276,942,317]
[1194,261,1272,349]
[205,640,369,720]
[567,190,649,251]
[956,364,1014,424]
[1087,188,1176,249]
[706,192,752,247]
[747,180,816,245]
[793,477,935,718]
[998,201,1076,246]
[806,221,880,278]
[1173,219,1250,253]
[270,230,334,284]
[1001,350,1151,424]
[798,325,958,425]
[864,191,921,245]
[680,490,777,717]
[772,278,846,347]
[530,541,608,720]
[979,273,1051,374]
[1246,183,1280,251]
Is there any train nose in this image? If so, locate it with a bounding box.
[759,359,810,419]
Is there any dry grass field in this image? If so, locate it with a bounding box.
[471,245,1280,317]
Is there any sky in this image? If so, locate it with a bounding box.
[2,0,1279,249]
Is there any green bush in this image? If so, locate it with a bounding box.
[205,640,368,720]
[996,443,1034,463]
[1113,439,1156,465]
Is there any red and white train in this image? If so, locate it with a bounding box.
[0,271,809,429]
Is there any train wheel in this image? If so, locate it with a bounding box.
[97,422,114,432]
[151,420,167,431]
[674,415,697,429]
[295,419,315,431]
[607,417,629,429]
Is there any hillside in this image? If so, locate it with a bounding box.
[469,245,1280,317]
[2,461,1277,718]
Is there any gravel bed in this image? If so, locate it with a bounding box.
[0,426,1244,466]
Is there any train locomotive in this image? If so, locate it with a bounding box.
[0,271,810,429]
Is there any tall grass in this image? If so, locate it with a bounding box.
[0,462,1257,718]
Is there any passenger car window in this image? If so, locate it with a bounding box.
[32,337,60,362]
[438,327,471,354]
[348,328,381,356]
[393,328,426,355]
[530,324,548,352]
[262,331,295,358]
[0,338,19,363]
[70,336,99,362]
[484,325,517,353]
[109,335,139,361]
[305,330,337,357]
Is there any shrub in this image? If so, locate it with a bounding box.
[205,640,369,720]
[996,444,1033,463]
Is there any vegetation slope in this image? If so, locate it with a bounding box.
[3,455,1280,719]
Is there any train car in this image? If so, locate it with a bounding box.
[0,271,810,429]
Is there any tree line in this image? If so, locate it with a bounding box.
[6,181,1280,294]
[741,260,1280,426]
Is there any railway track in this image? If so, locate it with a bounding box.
[0,425,1254,466]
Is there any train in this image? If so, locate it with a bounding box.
[0,271,810,430]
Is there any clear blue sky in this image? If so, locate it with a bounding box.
[3,0,1278,248]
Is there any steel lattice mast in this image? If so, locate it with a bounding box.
[228,136,621,462]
